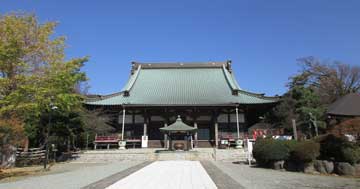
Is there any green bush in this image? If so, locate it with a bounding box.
[317,134,348,161]
[283,140,298,152]
[290,140,320,163]
[341,146,360,165]
[253,139,290,167]
[317,134,359,164]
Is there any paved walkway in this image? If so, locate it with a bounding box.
[1,160,359,189]
[214,162,360,189]
[106,161,217,189]
[0,161,143,189]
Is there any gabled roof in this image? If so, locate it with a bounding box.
[85,61,279,106]
[327,93,360,116]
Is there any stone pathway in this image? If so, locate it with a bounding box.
[2,160,359,189]
[105,161,217,189]
[0,161,144,189]
[214,162,360,189]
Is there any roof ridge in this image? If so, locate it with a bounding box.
[133,61,228,64]
[130,61,232,71]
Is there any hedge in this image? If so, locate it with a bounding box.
[290,140,320,163]
[253,139,290,167]
[317,134,360,164]
[253,134,359,169]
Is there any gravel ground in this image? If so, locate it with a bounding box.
[0,161,143,189]
[214,162,360,189]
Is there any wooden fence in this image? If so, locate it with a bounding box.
[16,148,45,166]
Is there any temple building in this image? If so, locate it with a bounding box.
[85,61,279,148]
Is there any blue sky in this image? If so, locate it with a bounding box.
[1,1,360,96]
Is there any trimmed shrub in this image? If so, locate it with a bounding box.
[317,134,349,161]
[253,139,290,167]
[317,134,360,164]
[341,146,360,165]
[290,140,320,163]
[283,139,298,152]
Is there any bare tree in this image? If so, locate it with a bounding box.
[291,57,360,104]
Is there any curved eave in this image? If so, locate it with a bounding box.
[121,65,141,93]
[222,65,240,91]
[84,97,280,107]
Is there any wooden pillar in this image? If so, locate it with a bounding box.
[236,107,240,139]
[163,109,169,149]
[169,133,172,151]
[142,114,148,148]
[132,112,135,138]
[94,134,97,150]
[292,119,298,141]
[143,123,147,136]
[121,107,126,141]
[193,121,198,148]
[214,121,219,148]
[164,122,168,149]
[143,116,147,136]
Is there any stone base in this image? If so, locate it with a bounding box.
[118,146,126,150]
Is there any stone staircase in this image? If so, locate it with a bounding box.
[71,148,248,163]
[214,149,248,162]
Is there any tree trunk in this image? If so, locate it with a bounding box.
[0,144,17,169]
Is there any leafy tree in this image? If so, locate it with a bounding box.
[0,116,25,147]
[291,57,360,104]
[0,13,88,148]
[268,57,359,137]
[268,86,326,137]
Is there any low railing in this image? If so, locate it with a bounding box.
[16,148,45,166]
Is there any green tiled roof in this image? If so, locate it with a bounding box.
[160,116,197,133]
[86,61,279,106]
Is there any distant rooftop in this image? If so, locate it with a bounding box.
[328,93,360,117]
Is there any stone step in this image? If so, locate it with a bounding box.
[71,149,249,163]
